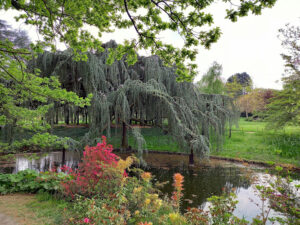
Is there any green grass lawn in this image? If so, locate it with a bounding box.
[211,119,300,167]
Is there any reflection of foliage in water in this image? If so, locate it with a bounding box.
[148,166,252,211]
[252,168,300,224]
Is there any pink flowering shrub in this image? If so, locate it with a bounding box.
[61,136,123,198]
[83,218,90,223]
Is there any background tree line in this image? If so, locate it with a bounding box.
[197,21,299,128]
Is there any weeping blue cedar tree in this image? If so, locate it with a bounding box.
[35,42,239,163]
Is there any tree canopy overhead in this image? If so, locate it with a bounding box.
[0,19,91,146]
[1,0,277,81]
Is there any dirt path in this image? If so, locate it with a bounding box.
[0,212,19,225]
[0,194,42,225]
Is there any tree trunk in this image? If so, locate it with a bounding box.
[55,107,59,124]
[64,105,69,125]
[70,107,74,124]
[85,110,88,124]
[82,112,85,125]
[135,112,138,124]
[189,148,194,165]
[121,122,128,150]
[5,120,16,146]
[62,148,66,166]
[50,115,54,134]
[76,110,80,125]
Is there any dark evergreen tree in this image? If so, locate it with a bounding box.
[226,72,253,97]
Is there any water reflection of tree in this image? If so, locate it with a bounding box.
[149,166,251,211]
[11,152,80,173]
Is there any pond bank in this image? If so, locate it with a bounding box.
[210,155,300,173]
[113,148,300,173]
[1,148,299,173]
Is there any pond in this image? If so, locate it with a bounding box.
[0,150,299,223]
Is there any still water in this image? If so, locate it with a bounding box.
[0,151,299,223]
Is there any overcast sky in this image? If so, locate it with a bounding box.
[194,0,300,90]
[2,0,300,89]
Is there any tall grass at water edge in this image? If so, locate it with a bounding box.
[213,118,300,166]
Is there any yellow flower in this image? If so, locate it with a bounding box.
[116,156,134,172]
[141,172,151,182]
[168,213,180,223]
[151,194,158,199]
[155,199,162,208]
[121,196,128,203]
[168,213,186,224]
[134,210,140,215]
[144,198,151,205]
[133,186,143,194]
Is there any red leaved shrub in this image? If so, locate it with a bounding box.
[61,136,122,198]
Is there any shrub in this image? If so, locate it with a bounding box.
[63,147,175,224]
[61,136,131,198]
